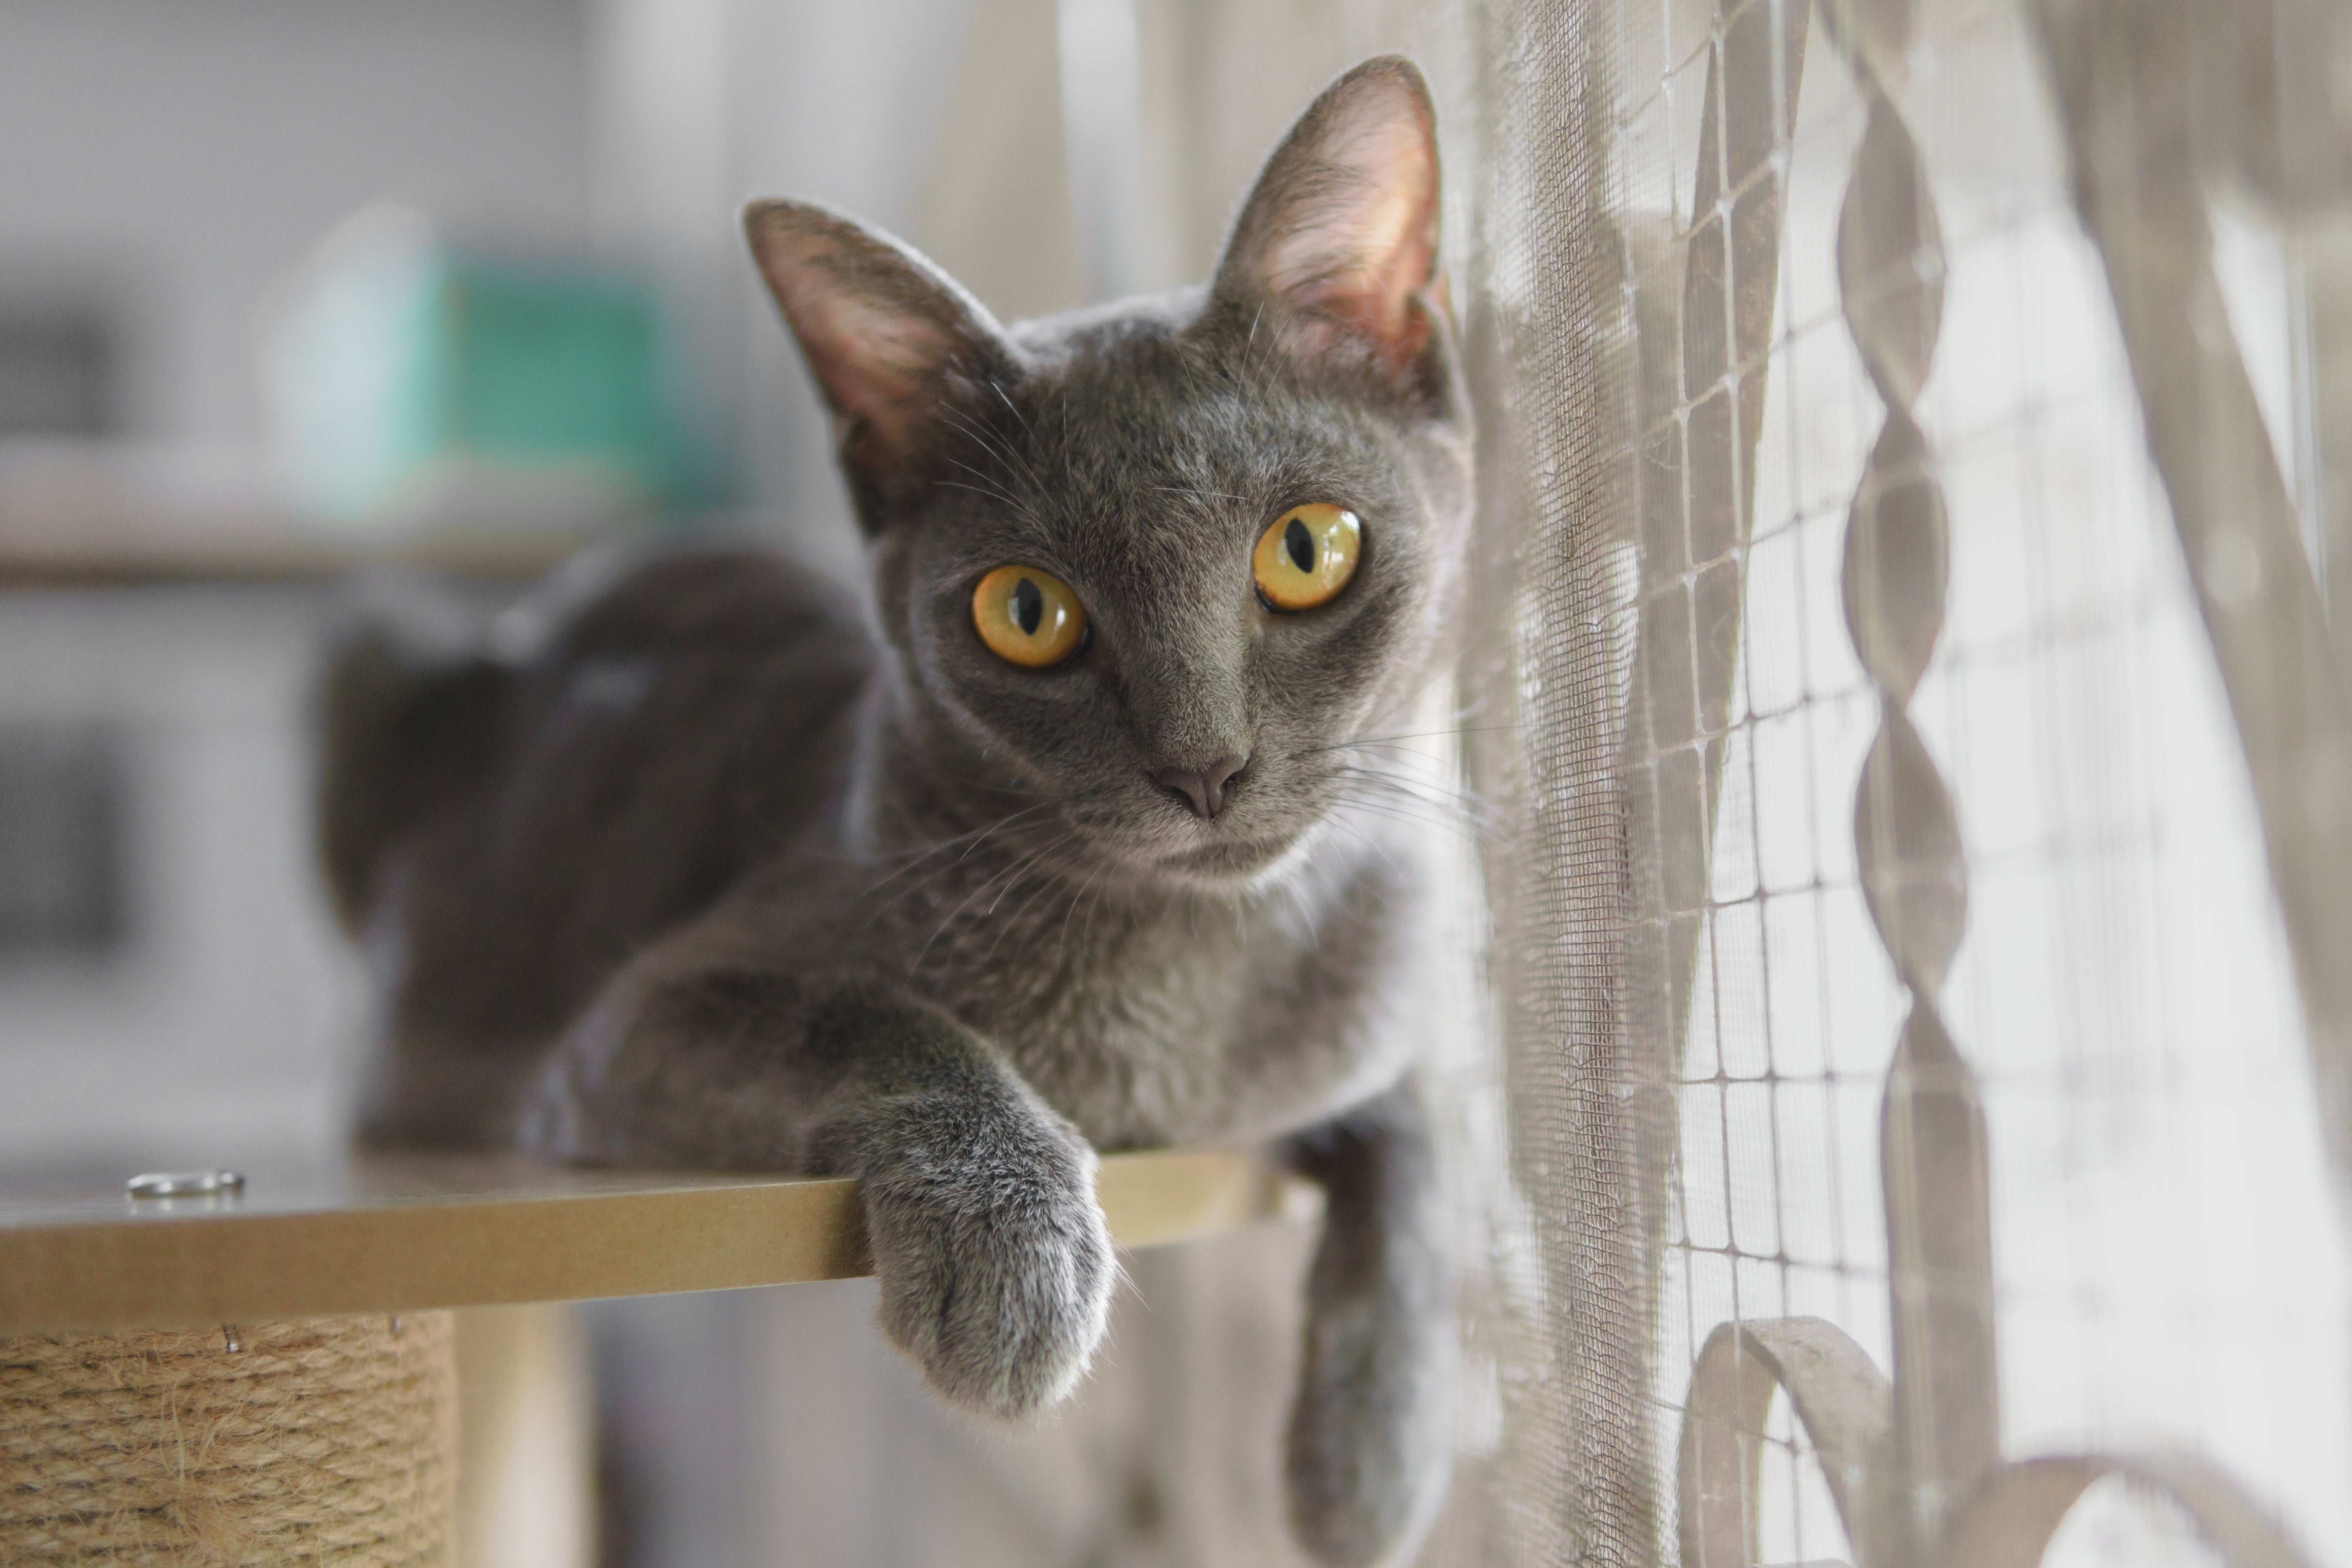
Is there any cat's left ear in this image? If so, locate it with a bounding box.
[1208,56,1447,403]
[745,199,1018,513]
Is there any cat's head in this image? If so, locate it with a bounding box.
[746,56,1472,890]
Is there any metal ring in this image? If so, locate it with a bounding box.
[125,1170,246,1200]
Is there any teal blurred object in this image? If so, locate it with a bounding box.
[268,209,691,525]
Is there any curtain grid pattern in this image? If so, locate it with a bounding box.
[1427,0,2352,1562]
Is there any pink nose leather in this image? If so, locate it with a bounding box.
[1154,754,1250,819]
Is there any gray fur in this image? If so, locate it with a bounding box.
[322,56,1470,1567]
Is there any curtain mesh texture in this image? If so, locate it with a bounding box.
[1420,0,2352,1563]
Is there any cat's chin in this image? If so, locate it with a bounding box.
[1147,831,1314,890]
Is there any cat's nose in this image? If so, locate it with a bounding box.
[1154,753,1250,820]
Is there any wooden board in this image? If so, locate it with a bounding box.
[0,517,593,588]
[0,1149,1314,1334]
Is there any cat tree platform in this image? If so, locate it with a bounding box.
[0,1149,1307,1565]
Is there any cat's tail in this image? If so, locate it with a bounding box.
[314,575,512,936]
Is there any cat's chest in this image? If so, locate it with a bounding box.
[969,862,1420,1149]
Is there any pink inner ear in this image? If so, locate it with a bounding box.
[747,207,994,473]
[795,288,965,463]
[1257,91,1440,377]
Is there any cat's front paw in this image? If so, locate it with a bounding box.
[857,1094,1115,1421]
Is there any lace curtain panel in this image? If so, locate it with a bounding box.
[1424,0,2352,1561]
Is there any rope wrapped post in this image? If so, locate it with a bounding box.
[1,1314,458,1566]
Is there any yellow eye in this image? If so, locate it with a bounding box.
[1253,504,1362,612]
[973,564,1087,667]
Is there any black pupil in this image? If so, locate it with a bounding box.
[1013,576,1044,636]
[1284,517,1315,573]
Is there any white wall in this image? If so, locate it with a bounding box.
[0,588,359,1174]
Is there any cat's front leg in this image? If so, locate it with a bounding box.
[521,962,1115,1420]
[1282,1076,1456,1568]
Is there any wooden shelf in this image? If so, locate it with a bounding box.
[0,515,593,588]
[0,443,617,586]
[0,1149,1314,1334]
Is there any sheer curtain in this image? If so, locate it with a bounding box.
[1424,0,2352,1563]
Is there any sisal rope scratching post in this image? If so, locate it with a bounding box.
[0,1313,457,1566]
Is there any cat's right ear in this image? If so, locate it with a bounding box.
[1207,56,1446,407]
[745,200,1017,515]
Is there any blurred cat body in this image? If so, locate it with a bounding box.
[321,58,1470,1568]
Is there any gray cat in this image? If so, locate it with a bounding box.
[319,56,1472,1568]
